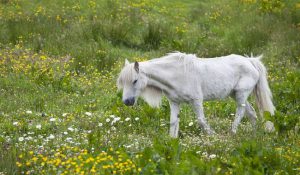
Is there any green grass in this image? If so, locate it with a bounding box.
[0,0,299,174]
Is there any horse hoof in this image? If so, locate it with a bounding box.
[230,129,237,135]
[264,121,275,133]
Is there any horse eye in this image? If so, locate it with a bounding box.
[133,80,138,84]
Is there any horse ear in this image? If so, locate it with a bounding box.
[125,59,130,66]
[134,61,139,73]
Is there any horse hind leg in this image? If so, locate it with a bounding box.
[231,89,253,134]
[245,101,257,128]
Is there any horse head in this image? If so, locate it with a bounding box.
[117,60,147,106]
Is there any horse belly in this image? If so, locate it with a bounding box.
[201,73,236,100]
[202,86,233,100]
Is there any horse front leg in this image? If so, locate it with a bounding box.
[169,101,180,138]
[192,100,215,135]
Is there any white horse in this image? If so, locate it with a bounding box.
[117,52,275,138]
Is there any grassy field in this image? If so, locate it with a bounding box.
[0,0,299,174]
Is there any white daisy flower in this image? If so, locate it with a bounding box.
[110,115,116,118]
[26,136,33,141]
[36,124,42,129]
[26,110,32,114]
[66,137,72,142]
[111,117,121,125]
[18,137,24,142]
[85,112,92,116]
[209,154,216,159]
[48,134,55,139]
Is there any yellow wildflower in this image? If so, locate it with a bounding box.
[16,161,22,167]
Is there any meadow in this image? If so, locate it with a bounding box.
[0,0,299,174]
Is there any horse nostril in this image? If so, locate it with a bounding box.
[129,98,135,105]
[124,99,129,105]
[124,97,135,106]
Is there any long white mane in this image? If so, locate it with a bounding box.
[151,52,200,73]
[140,86,162,107]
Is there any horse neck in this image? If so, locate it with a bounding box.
[140,59,183,91]
[141,59,175,77]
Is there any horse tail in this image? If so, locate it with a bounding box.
[248,55,275,116]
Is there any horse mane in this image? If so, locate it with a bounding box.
[140,86,162,108]
[163,52,199,72]
[164,52,198,61]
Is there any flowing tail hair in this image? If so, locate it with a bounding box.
[248,55,275,116]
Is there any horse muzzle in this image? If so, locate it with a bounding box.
[123,97,135,106]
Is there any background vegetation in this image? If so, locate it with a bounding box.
[0,0,299,174]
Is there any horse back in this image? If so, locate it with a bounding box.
[196,55,259,100]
